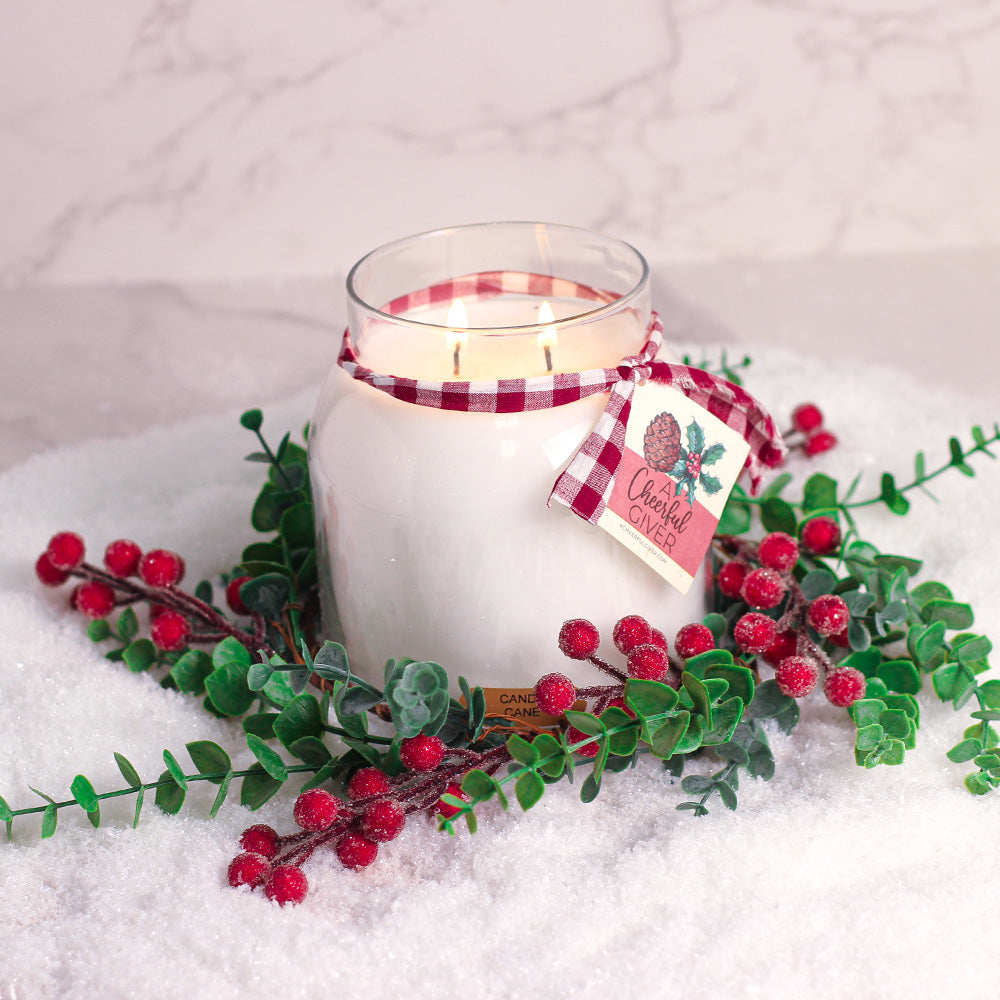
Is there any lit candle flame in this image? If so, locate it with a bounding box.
[537,300,557,372]
[447,298,468,377]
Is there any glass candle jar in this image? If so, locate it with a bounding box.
[309,222,706,721]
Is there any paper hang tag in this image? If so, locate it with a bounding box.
[597,381,751,595]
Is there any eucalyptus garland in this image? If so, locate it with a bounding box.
[3,392,999,907]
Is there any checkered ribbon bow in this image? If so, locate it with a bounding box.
[338,272,786,525]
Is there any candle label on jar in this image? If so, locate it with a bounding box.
[460,688,585,728]
[597,384,751,594]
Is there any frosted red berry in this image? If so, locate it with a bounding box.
[807,594,850,637]
[437,782,467,819]
[103,539,142,578]
[792,403,824,434]
[46,531,85,571]
[360,800,406,843]
[757,532,799,573]
[674,623,715,660]
[293,788,341,832]
[35,553,70,587]
[336,832,379,870]
[717,561,747,599]
[741,567,787,610]
[648,628,668,651]
[227,851,271,888]
[557,618,600,660]
[226,576,251,616]
[399,733,445,772]
[733,612,778,655]
[565,725,600,758]
[150,610,190,651]
[264,864,309,905]
[347,767,392,801]
[73,581,116,619]
[534,673,577,716]
[138,548,185,588]
[830,626,851,649]
[774,656,820,698]
[239,824,279,860]
[806,430,838,456]
[824,666,867,707]
[763,630,798,668]
[800,516,841,556]
[613,615,652,655]
[626,643,669,681]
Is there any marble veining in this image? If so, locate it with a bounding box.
[2,0,1000,286]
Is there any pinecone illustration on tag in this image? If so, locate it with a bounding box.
[644,412,726,505]
[643,412,682,473]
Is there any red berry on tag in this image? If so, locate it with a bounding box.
[734,613,778,655]
[824,666,866,707]
[228,852,271,888]
[399,733,445,772]
[626,643,669,681]
[104,539,142,578]
[774,656,820,698]
[534,673,577,716]
[792,403,824,434]
[717,561,747,599]
[239,824,279,860]
[226,576,251,615]
[674,623,715,659]
[800,516,841,556]
[73,581,116,619]
[150,610,190,651]
[805,430,838,456]
[613,615,652,655]
[807,594,850,637]
[293,788,341,832]
[437,782,467,819]
[741,567,787,610]
[336,832,379,870]
[763,630,798,668]
[35,553,70,587]
[347,767,392,801]
[757,532,799,573]
[46,531,85,571]
[565,725,600,758]
[557,618,600,660]
[264,865,309,905]
[138,549,185,587]
[360,800,406,843]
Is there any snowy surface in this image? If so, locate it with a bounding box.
[1,351,999,1000]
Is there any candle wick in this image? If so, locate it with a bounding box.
[544,345,553,373]
[453,343,462,377]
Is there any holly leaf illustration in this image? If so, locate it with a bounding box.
[700,473,724,495]
[687,421,705,455]
[701,442,725,466]
[669,459,688,479]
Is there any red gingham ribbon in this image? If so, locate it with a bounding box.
[338,272,786,524]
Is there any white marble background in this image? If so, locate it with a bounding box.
[3,0,1000,287]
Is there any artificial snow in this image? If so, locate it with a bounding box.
[1,348,998,999]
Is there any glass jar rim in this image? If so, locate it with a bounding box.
[346,221,649,335]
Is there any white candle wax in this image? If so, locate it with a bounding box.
[310,293,707,704]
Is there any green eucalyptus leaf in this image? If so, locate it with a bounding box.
[186,740,232,783]
[123,638,156,673]
[170,649,214,695]
[240,763,283,810]
[116,607,139,643]
[506,734,540,767]
[210,773,233,819]
[761,497,797,535]
[70,774,99,813]
[246,734,289,781]
[515,771,545,811]
[87,619,112,642]
[204,662,254,716]
[162,750,188,790]
[648,712,690,759]
[41,804,58,839]
[802,473,838,513]
[114,752,142,789]
[273,694,324,749]
[876,659,921,695]
[287,737,332,766]
[800,569,837,601]
[923,599,974,630]
[154,770,186,815]
[238,572,291,620]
